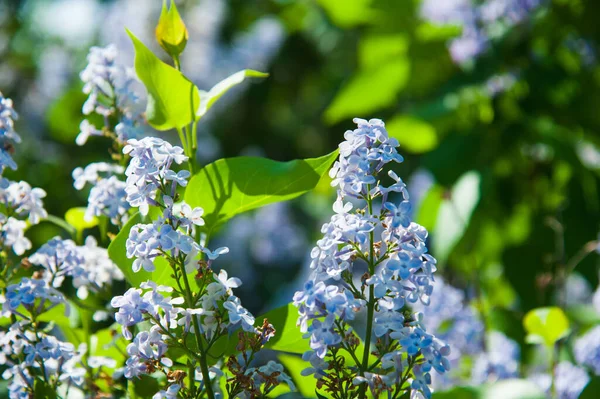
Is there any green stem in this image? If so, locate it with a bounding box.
[191,121,198,158]
[358,192,375,399]
[178,262,215,399]
[176,127,189,154]
[550,343,557,399]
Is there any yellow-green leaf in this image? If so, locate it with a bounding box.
[196,70,268,118]
[386,115,439,153]
[65,207,98,231]
[184,150,338,235]
[433,171,481,264]
[523,307,570,347]
[317,0,377,28]
[127,29,200,131]
[324,59,410,125]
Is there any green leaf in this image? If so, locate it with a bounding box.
[358,34,409,69]
[386,115,439,153]
[433,380,546,399]
[433,171,481,265]
[416,22,462,42]
[65,207,98,232]
[155,0,188,59]
[258,303,309,354]
[278,354,317,397]
[107,212,151,286]
[133,375,161,397]
[91,328,128,369]
[196,70,268,118]
[34,378,57,399]
[44,214,77,236]
[580,375,599,399]
[324,59,410,125]
[184,150,339,235]
[566,304,600,326]
[482,379,545,399]
[416,184,444,230]
[316,0,377,27]
[127,29,200,131]
[432,386,479,399]
[316,391,330,399]
[107,211,191,289]
[523,307,570,347]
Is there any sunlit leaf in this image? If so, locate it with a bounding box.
[359,34,408,69]
[196,70,268,118]
[387,115,439,153]
[325,60,410,125]
[523,307,570,347]
[416,184,444,231]
[65,207,98,231]
[127,29,199,131]
[316,0,377,27]
[257,303,309,354]
[184,150,338,235]
[107,211,192,289]
[483,379,545,399]
[278,354,317,397]
[416,22,462,42]
[433,171,481,264]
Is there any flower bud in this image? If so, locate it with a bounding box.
[155,0,188,61]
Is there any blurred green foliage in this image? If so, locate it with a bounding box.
[1,0,600,395]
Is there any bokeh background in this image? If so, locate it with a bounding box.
[2,0,600,392]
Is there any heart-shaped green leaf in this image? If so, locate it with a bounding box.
[184,150,338,235]
[127,29,199,131]
[523,307,570,347]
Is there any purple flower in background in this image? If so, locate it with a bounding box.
[0,91,20,171]
[575,325,600,375]
[530,362,589,399]
[471,331,520,384]
[421,0,543,64]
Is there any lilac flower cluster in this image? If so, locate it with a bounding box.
[413,278,484,389]
[0,178,47,255]
[73,162,130,225]
[471,331,520,384]
[530,361,590,399]
[78,44,144,145]
[0,91,20,171]
[123,137,188,216]
[1,272,116,398]
[574,325,600,375]
[75,45,146,228]
[420,0,543,64]
[294,118,450,398]
[115,136,293,396]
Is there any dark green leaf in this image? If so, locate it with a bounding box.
[34,378,57,399]
[579,375,599,399]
